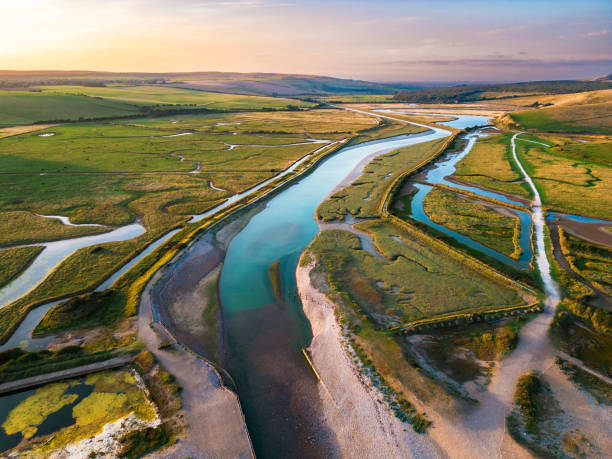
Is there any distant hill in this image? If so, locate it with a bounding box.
[392,80,612,104]
[0,71,421,96]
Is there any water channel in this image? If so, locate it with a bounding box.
[215,115,487,456]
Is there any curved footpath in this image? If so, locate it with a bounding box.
[297,114,611,457]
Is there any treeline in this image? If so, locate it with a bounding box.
[393,80,612,103]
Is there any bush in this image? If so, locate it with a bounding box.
[514,373,542,431]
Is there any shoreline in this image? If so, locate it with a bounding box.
[296,260,443,458]
[139,273,254,458]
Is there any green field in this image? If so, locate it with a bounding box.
[0,85,315,127]
[317,137,443,221]
[0,246,44,288]
[0,90,143,127]
[35,85,315,110]
[511,100,612,135]
[420,187,521,259]
[515,136,612,218]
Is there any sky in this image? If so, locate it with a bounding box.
[1,0,611,82]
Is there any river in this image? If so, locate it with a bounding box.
[216,114,488,457]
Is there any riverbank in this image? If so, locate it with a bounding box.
[138,275,253,458]
[296,261,444,458]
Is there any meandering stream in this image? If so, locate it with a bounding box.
[215,116,487,456]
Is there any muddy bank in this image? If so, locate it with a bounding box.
[139,277,253,458]
[150,233,224,364]
[296,261,443,458]
[557,216,612,248]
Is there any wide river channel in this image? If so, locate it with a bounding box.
[216,114,489,456]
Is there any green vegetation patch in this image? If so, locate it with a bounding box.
[454,132,531,198]
[317,138,446,221]
[0,246,43,288]
[422,187,522,259]
[560,229,612,296]
[0,211,109,247]
[507,372,596,458]
[34,290,126,336]
[308,223,527,327]
[516,137,612,218]
[34,85,315,110]
[511,101,612,135]
[0,369,159,455]
[0,90,143,127]
[2,382,78,439]
[268,260,282,301]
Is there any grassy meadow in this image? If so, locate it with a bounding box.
[0,85,315,127]
[515,136,612,218]
[421,187,522,259]
[34,85,315,110]
[510,89,612,134]
[0,246,44,288]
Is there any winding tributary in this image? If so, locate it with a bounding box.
[409,131,534,269]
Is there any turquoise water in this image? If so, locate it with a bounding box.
[408,131,534,269]
[219,127,455,456]
[218,116,493,457]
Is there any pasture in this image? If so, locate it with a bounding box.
[35,85,315,110]
[509,89,612,134]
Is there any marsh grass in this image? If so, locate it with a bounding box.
[317,138,447,221]
[0,246,43,288]
[560,229,612,296]
[422,187,521,259]
[454,133,531,198]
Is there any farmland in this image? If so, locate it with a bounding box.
[509,89,612,134]
[0,85,315,127]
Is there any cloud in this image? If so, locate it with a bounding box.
[587,29,609,36]
[383,58,612,68]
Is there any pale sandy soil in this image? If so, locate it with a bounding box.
[139,275,253,459]
[297,262,446,458]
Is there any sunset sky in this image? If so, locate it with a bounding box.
[2,0,610,82]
